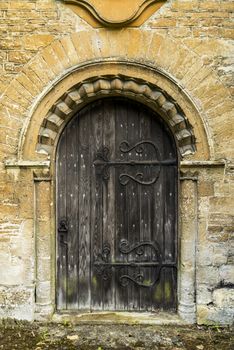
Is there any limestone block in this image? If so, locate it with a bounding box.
[197,245,213,266]
[228,243,234,264]
[23,34,55,51]
[37,257,51,282]
[36,281,51,304]
[196,305,209,324]
[209,197,234,215]
[198,181,214,197]
[212,244,228,266]
[213,288,234,308]
[207,213,233,243]
[0,259,24,285]
[214,181,233,197]
[180,239,196,265]
[21,258,34,285]
[196,285,213,305]
[198,198,210,219]
[0,286,34,321]
[197,304,234,325]
[8,51,32,64]
[197,266,220,286]
[41,46,64,76]
[219,265,234,284]
[36,224,51,258]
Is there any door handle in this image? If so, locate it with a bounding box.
[58,219,68,245]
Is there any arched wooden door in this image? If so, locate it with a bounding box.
[56,98,178,311]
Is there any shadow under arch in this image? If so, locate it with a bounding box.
[37,73,196,159]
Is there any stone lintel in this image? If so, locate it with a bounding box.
[180,160,226,167]
[5,160,50,168]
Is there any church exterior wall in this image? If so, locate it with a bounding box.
[0,0,233,324]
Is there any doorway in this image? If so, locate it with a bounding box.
[56,98,178,311]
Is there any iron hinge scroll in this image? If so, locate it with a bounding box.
[93,140,176,184]
[94,240,177,288]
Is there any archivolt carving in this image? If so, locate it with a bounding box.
[63,0,166,27]
[37,75,196,157]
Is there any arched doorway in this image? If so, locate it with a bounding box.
[56,97,178,312]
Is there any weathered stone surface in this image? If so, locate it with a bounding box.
[219,265,234,285]
[0,0,233,325]
[213,288,234,308]
[0,286,34,321]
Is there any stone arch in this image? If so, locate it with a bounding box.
[2,29,231,323]
[1,28,225,161]
[37,74,195,157]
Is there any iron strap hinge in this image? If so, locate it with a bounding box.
[93,159,177,166]
[94,261,177,268]
[93,141,176,184]
[94,240,177,288]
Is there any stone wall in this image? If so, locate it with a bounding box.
[0,0,233,324]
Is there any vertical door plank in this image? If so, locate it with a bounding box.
[115,100,129,310]
[139,110,152,311]
[90,100,104,310]
[126,102,140,311]
[66,117,79,309]
[102,99,116,310]
[164,162,177,310]
[78,109,91,309]
[150,116,165,310]
[56,97,178,312]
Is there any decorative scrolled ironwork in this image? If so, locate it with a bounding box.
[94,242,112,280]
[120,273,144,287]
[119,140,160,158]
[93,140,175,185]
[119,172,159,186]
[119,273,159,288]
[95,146,109,163]
[93,239,176,288]
[119,239,161,260]
[93,146,111,180]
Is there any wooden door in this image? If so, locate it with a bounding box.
[56,98,178,311]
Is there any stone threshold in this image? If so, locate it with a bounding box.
[52,311,187,325]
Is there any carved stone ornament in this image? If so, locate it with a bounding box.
[63,0,167,27]
[37,74,196,156]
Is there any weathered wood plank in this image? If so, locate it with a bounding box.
[126,102,140,311]
[101,99,116,310]
[77,107,91,309]
[139,108,152,311]
[115,99,129,311]
[90,100,104,311]
[150,115,164,310]
[66,117,79,309]
[56,97,178,312]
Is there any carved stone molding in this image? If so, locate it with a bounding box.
[180,170,199,181]
[37,74,196,157]
[63,0,166,27]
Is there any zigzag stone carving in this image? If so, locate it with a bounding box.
[37,75,196,157]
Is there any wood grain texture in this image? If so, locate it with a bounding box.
[56,97,178,311]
